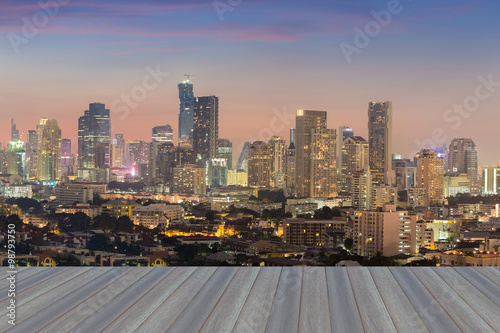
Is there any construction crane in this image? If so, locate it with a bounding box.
[184,74,195,82]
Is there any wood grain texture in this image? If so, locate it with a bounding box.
[0,267,498,333]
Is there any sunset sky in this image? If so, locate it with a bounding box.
[2,0,500,165]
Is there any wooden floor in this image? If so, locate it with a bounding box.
[0,267,499,332]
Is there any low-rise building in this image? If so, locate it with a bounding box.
[283,218,348,246]
[55,203,101,218]
[101,199,141,217]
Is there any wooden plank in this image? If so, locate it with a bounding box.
[453,267,500,307]
[101,267,197,333]
[298,267,332,333]
[368,267,429,333]
[166,267,238,333]
[475,267,500,287]
[199,267,259,333]
[0,267,40,283]
[232,267,282,333]
[346,267,396,333]
[264,267,303,333]
[411,267,494,333]
[37,268,154,333]
[0,267,91,318]
[134,267,217,332]
[4,268,130,333]
[433,267,500,332]
[389,267,460,333]
[325,267,363,333]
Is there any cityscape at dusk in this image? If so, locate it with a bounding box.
[1,1,500,332]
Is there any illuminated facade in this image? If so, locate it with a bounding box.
[37,119,62,181]
[368,101,393,186]
[448,138,479,194]
[247,141,272,188]
[416,149,444,206]
[178,81,195,139]
[341,136,369,194]
[78,103,111,168]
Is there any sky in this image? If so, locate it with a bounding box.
[1,0,500,166]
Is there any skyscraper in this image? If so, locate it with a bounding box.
[111,134,125,168]
[447,138,479,194]
[341,136,369,194]
[285,142,296,195]
[61,139,72,177]
[193,96,219,164]
[247,141,272,188]
[26,130,38,180]
[217,139,232,170]
[295,110,336,197]
[416,149,444,206]
[178,80,194,140]
[11,119,19,141]
[268,136,287,189]
[236,142,251,171]
[78,103,111,168]
[368,101,393,186]
[193,96,219,186]
[37,119,62,181]
[6,140,25,178]
[337,126,354,182]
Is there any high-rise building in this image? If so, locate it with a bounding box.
[152,124,174,143]
[227,169,248,186]
[11,119,19,142]
[178,80,195,140]
[126,140,150,167]
[111,134,125,168]
[217,139,232,170]
[78,103,111,168]
[37,119,62,181]
[416,149,444,206]
[337,126,354,183]
[368,101,393,186]
[6,140,25,178]
[268,136,287,189]
[247,141,272,188]
[482,166,499,195]
[150,142,176,185]
[61,139,72,177]
[236,142,251,171]
[173,164,206,194]
[285,142,296,195]
[289,128,296,146]
[26,130,38,180]
[341,136,369,194]
[193,96,219,164]
[447,138,479,194]
[295,110,336,197]
[352,170,371,210]
[392,157,416,190]
[444,173,470,197]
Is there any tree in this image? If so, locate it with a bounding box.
[87,234,110,251]
[344,238,353,251]
[115,216,135,232]
[92,214,117,231]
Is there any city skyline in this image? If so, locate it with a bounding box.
[2,0,500,166]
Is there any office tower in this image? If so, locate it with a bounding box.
[337,126,354,182]
[111,134,125,168]
[268,136,287,189]
[178,80,195,140]
[6,140,25,178]
[392,157,416,190]
[416,149,444,206]
[368,101,393,186]
[285,142,296,195]
[152,124,174,143]
[11,119,19,141]
[175,146,196,166]
[352,170,371,210]
[236,142,251,171]
[295,110,337,197]
[290,128,296,146]
[482,166,499,195]
[210,158,228,187]
[126,140,150,167]
[61,139,72,177]
[173,164,206,194]
[193,96,219,163]
[78,103,111,168]
[26,130,38,180]
[447,138,479,194]
[217,139,232,170]
[150,142,176,184]
[247,141,272,188]
[341,136,369,194]
[37,119,62,181]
